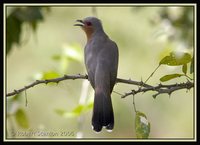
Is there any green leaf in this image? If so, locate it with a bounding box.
[182,64,187,74]
[159,51,192,66]
[12,94,21,101]
[6,7,45,54]
[42,71,60,79]
[6,13,23,54]
[85,102,93,110]
[190,57,194,74]
[160,74,184,82]
[135,111,150,139]
[15,108,29,128]
[72,105,84,115]
[52,55,62,61]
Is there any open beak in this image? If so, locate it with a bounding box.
[74,19,84,26]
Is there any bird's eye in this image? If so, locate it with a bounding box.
[86,21,92,26]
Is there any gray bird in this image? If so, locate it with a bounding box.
[74,17,119,132]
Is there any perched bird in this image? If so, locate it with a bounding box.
[74,17,119,132]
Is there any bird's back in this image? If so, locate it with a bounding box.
[84,34,118,91]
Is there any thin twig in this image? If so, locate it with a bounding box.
[113,90,124,96]
[25,90,28,107]
[132,94,137,113]
[144,65,160,84]
[185,74,193,80]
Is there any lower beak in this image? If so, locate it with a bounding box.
[74,19,84,26]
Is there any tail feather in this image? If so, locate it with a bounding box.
[92,92,114,132]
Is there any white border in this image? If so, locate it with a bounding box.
[3,3,197,142]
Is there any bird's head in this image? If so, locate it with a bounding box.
[74,17,103,40]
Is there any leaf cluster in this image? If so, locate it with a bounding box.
[159,51,193,82]
[6,7,49,54]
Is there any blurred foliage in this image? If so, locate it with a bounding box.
[6,6,50,54]
[42,71,60,80]
[159,7,194,47]
[7,94,29,129]
[182,64,187,75]
[134,6,194,47]
[52,44,82,63]
[15,108,29,129]
[31,43,83,84]
[190,57,194,74]
[51,44,83,73]
[55,102,93,118]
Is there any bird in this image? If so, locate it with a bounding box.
[74,17,119,132]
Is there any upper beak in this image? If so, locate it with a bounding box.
[74,19,84,26]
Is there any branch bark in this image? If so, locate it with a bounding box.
[6,74,87,97]
[6,74,194,98]
[121,80,194,98]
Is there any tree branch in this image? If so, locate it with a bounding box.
[121,80,194,98]
[6,74,194,98]
[116,78,152,88]
[6,74,88,97]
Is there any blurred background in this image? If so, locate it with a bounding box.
[6,5,194,139]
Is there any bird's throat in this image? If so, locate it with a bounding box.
[83,27,94,42]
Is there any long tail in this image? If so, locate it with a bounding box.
[92,92,114,132]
